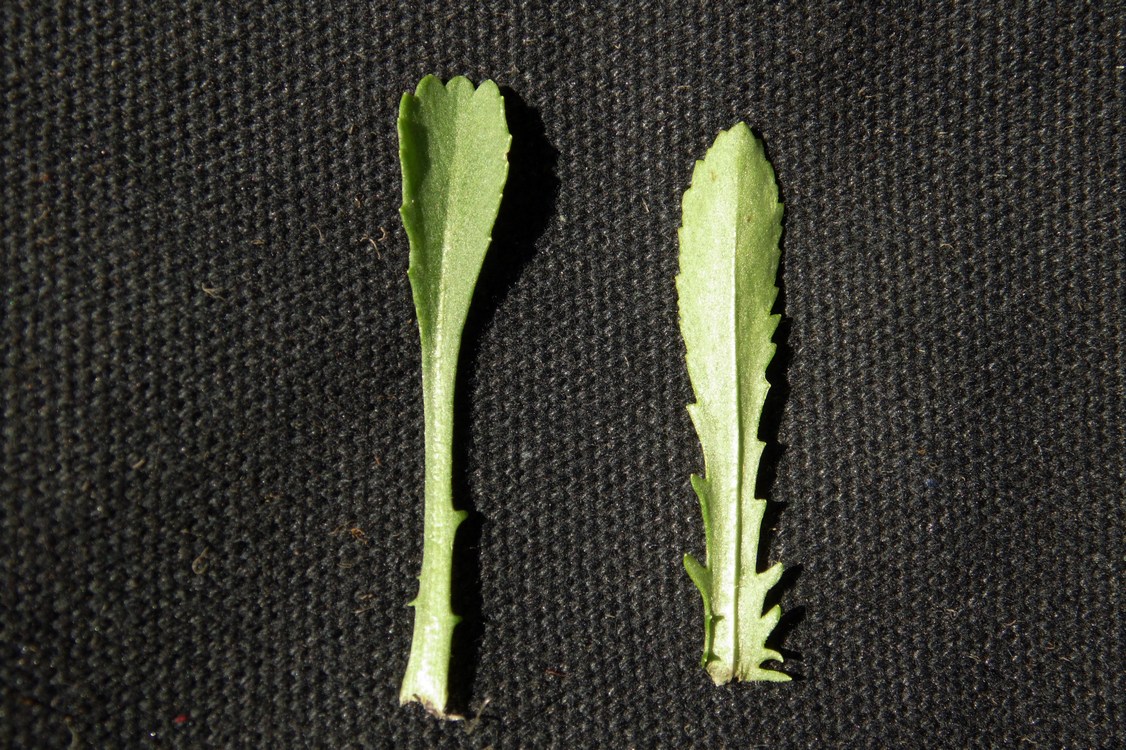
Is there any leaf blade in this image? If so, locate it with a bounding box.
[399,75,511,353]
[397,76,511,718]
[677,123,786,683]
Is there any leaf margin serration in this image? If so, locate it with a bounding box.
[676,122,789,684]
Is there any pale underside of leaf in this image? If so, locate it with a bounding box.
[677,122,788,683]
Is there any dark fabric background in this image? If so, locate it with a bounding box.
[2,2,1122,748]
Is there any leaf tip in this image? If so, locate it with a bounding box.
[759,561,784,590]
[474,77,501,97]
[683,553,711,592]
[761,647,785,665]
[761,604,783,632]
[413,73,445,97]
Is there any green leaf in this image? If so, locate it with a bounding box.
[397,75,511,718]
[677,123,789,684]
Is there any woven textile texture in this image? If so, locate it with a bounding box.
[3,2,1123,747]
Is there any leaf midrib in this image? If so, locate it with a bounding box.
[420,87,472,365]
[727,132,748,670]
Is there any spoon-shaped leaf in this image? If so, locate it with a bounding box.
[397,75,510,717]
